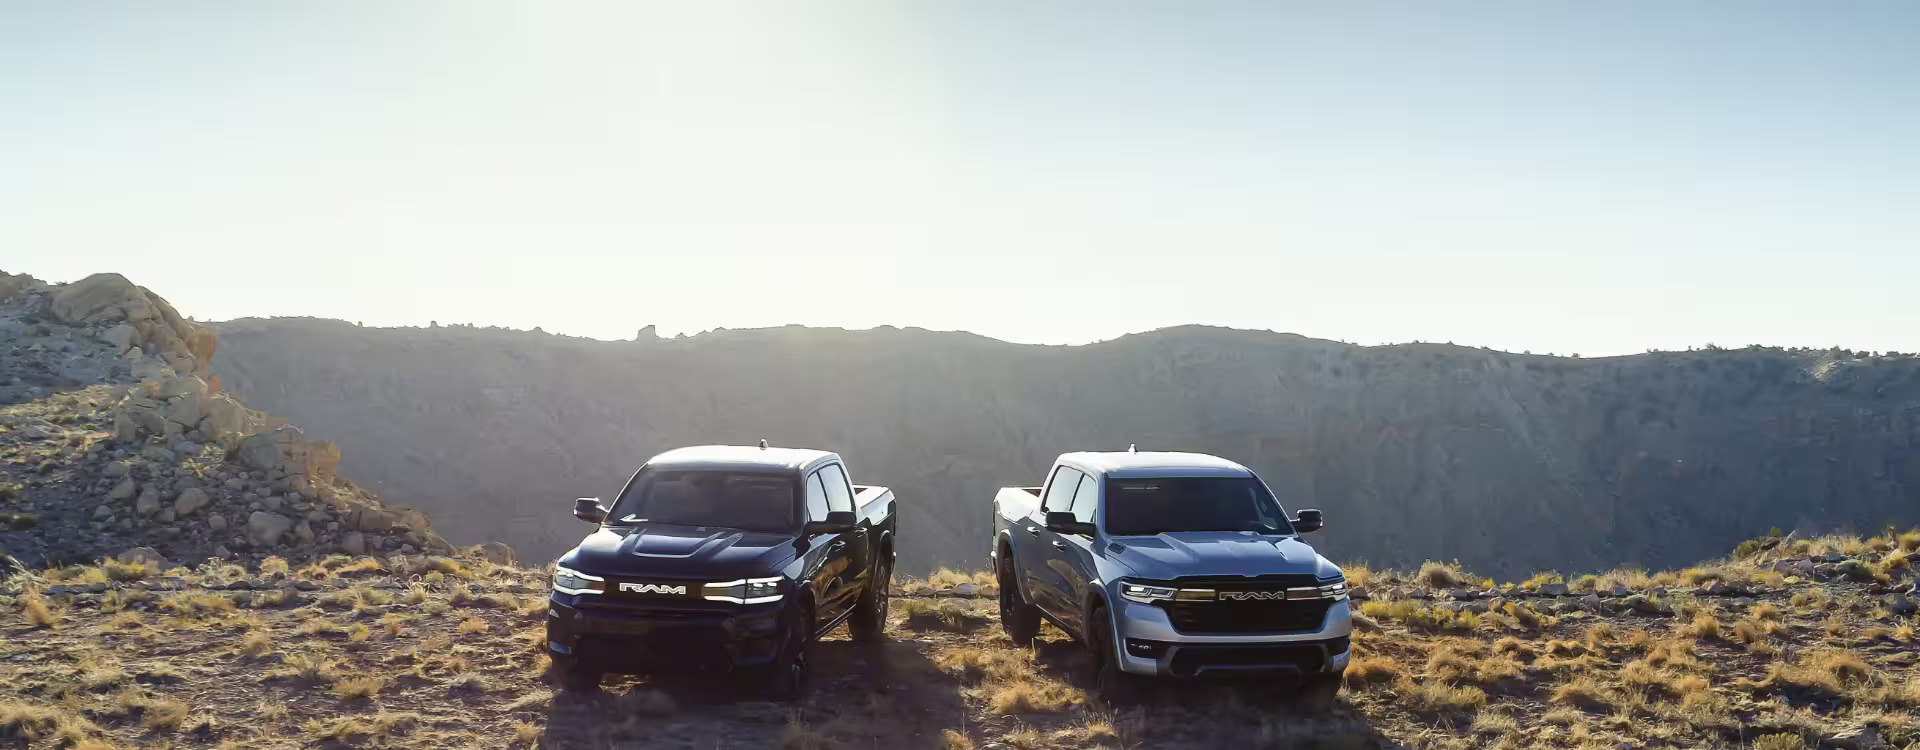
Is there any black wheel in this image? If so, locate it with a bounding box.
[550,657,602,693]
[1090,605,1142,704]
[998,554,1040,646]
[758,604,811,702]
[848,555,892,643]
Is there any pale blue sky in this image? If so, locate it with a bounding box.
[4,1,1916,353]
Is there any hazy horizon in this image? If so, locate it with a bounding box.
[7,1,1917,354]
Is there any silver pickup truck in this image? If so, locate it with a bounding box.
[989,450,1351,702]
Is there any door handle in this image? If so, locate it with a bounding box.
[829,541,847,552]
[1050,540,1067,549]
[1025,526,1040,536]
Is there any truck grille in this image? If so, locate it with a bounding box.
[1160,598,1334,634]
[1157,575,1334,634]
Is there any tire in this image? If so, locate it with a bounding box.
[848,555,892,643]
[550,657,602,693]
[1090,605,1142,704]
[998,553,1040,646]
[758,603,811,702]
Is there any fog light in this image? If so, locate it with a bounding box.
[1325,636,1351,655]
[1124,638,1168,658]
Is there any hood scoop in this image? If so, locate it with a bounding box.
[628,527,740,558]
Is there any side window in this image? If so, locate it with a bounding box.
[1070,474,1100,524]
[820,464,854,514]
[1041,467,1084,513]
[804,472,829,523]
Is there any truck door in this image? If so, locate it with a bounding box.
[818,463,867,609]
[801,470,853,626]
[1026,466,1085,619]
[1039,471,1101,637]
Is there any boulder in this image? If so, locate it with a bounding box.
[340,532,367,556]
[164,393,206,429]
[116,547,170,571]
[108,477,137,501]
[50,273,145,324]
[391,506,433,533]
[293,520,315,545]
[155,376,206,400]
[1539,583,1570,597]
[134,488,161,516]
[104,461,131,478]
[246,511,294,548]
[1821,726,1884,750]
[201,395,248,440]
[173,488,210,516]
[237,426,341,485]
[1884,594,1918,616]
[103,324,139,354]
[353,508,400,533]
[208,514,228,532]
[476,542,517,566]
[121,399,168,437]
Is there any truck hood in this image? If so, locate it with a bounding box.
[560,524,798,580]
[1103,532,1341,580]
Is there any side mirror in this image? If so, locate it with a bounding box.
[1045,511,1096,537]
[1292,508,1324,533]
[804,510,858,535]
[574,497,607,524]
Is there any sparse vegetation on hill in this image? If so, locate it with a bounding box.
[2,531,1914,748]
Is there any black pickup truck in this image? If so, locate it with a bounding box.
[545,444,898,699]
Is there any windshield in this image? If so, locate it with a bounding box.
[607,469,797,533]
[1103,477,1293,536]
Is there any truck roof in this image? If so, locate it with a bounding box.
[645,445,838,473]
[1058,450,1253,478]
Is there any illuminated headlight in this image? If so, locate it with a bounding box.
[552,566,604,596]
[1119,580,1176,603]
[1311,574,1348,600]
[703,577,784,605]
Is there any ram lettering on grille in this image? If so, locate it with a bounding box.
[618,583,687,595]
[1217,590,1287,601]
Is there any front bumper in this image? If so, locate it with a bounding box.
[1112,598,1354,678]
[545,592,786,674]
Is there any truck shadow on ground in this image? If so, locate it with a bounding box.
[533,637,972,749]
[529,604,1403,749]
[1018,631,1407,749]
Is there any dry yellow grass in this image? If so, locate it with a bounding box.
[1344,654,1402,687]
[21,590,57,628]
[331,675,386,700]
[1416,561,1464,588]
[3,527,1917,749]
[1679,612,1721,640]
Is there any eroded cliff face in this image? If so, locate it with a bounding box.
[210,318,1920,576]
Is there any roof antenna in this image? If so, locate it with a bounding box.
[758,439,769,450]
[1128,443,1137,453]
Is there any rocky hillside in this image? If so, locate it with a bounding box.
[0,271,511,571]
[2,531,1915,748]
[209,317,1920,576]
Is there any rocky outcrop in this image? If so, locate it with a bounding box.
[0,271,512,570]
[237,426,341,492]
[49,273,216,380]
